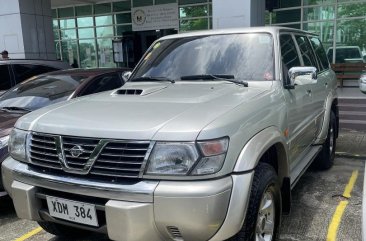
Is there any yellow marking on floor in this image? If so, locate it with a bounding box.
[327,170,359,241]
[14,227,43,241]
[343,170,359,198]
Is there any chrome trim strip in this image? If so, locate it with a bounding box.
[8,160,158,202]
[139,141,155,178]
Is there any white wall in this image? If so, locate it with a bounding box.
[212,0,265,29]
[0,0,55,59]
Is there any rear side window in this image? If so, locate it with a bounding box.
[0,65,12,90]
[280,34,301,83]
[295,35,318,68]
[13,64,59,84]
[309,37,329,71]
[80,74,123,96]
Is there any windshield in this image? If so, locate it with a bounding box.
[0,74,88,111]
[131,33,275,82]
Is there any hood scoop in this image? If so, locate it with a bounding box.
[113,85,168,96]
[117,89,143,95]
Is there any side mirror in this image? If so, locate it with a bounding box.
[360,74,366,94]
[122,71,132,82]
[285,67,318,89]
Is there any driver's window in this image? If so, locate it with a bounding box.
[280,34,301,83]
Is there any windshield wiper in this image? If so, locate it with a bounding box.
[180,74,248,87]
[130,76,175,83]
[0,106,32,112]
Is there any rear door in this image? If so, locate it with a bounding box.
[308,36,333,134]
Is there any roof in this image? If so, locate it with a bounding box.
[0,59,70,69]
[159,26,317,41]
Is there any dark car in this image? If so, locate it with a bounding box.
[0,59,71,94]
[0,68,129,193]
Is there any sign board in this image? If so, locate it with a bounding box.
[132,3,179,32]
[113,39,124,63]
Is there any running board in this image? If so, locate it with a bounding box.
[290,145,322,189]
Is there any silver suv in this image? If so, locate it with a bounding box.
[2,27,338,241]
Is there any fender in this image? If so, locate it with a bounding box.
[314,90,337,145]
[233,126,289,178]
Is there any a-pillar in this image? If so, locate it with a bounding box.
[0,0,55,59]
[212,0,265,29]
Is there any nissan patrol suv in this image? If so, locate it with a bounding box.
[2,27,338,241]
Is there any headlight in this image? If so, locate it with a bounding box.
[8,128,29,162]
[146,142,199,175]
[0,135,9,149]
[145,137,229,176]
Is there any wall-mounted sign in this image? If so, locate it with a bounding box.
[132,3,179,32]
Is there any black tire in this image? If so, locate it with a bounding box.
[227,163,281,241]
[314,111,336,170]
[37,221,90,239]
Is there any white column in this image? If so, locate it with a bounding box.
[0,0,55,59]
[212,0,265,29]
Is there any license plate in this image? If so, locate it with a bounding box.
[46,196,99,227]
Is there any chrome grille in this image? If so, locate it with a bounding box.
[90,142,150,178]
[62,136,99,170]
[28,132,150,181]
[29,133,61,170]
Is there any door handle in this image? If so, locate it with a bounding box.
[306,89,312,95]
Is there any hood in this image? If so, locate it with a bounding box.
[16,82,270,141]
[0,111,24,137]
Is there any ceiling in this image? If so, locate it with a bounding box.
[51,0,115,8]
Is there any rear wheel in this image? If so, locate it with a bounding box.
[227,163,281,241]
[37,221,90,239]
[314,111,336,170]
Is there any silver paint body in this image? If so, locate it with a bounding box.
[2,27,337,241]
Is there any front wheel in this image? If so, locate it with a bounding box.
[227,163,281,241]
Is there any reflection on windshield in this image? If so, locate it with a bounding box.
[132,33,274,82]
[0,75,87,111]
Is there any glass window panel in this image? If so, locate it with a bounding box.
[53,20,59,29]
[115,13,131,24]
[281,24,301,29]
[265,12,271,25]
[96,26,114,37]
[78,28,95,39]
[179,0,206,4]
[52,9,57,18]
[116,25,133,35]
[335,19,366,63]
[303,6,335,21]
[133,0,153,7]
[95,3,111,14]
[53,29,60,40]
[59,19,75,29]
[61,29,77,40]
[303,21,334,50]
[61,40,78,65]
[180,18,208,32]
[338,3,366,19]
[156,0,176,4]
[272,9,301,24]
[97,38,116,67]
[55,41,62,60]
[113,1,131,12]
[79,39,97,68]
[76,5,92,16]
[77,17,93,27]
[180,5,208,18]
[58,7,74,18]
[280,34,301,84]
[279,0,301,8]
[95,15,113,26]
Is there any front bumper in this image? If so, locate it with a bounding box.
[2,157,253,241]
